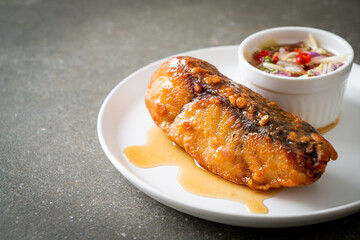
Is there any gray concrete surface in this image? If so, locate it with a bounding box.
[1,0,359,239]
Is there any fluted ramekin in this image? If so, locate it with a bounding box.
[238,26,354,129]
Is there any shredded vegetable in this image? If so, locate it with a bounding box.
[249,33,348,77]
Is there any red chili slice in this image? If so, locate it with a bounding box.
[296,53,311,64]
[254,50,270,62]
[272,56,279,64]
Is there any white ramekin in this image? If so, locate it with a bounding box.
[238,26,354,129]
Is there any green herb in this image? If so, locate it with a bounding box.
[264,56,273,63]
[258,66,267,71]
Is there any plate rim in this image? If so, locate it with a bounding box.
[97,45,360,227]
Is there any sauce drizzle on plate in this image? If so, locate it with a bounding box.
[124,126,280,214]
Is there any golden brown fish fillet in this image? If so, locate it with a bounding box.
[145,56,337,190]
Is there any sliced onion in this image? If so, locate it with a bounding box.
[277,47,288,60]
[279,52,298,61]
[276,72,291,77]
[313,48,328,55]
[315,54,349,64]
[320,63,328,75]
[262,62,286,72]
[306,33,319,49]
[318,63,336,75]
[306,51,321,57]
[277,61,305,74]
[263,61,305,75]
[310,56,326,64]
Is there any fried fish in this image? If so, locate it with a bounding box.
[145,56,337,190]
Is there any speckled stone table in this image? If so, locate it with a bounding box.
[1,0,359,239]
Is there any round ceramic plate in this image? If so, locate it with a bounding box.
[97,46,360,228]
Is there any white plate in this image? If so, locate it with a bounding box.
[97,46,360,228]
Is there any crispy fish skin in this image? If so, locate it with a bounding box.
[145,56,337,190]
